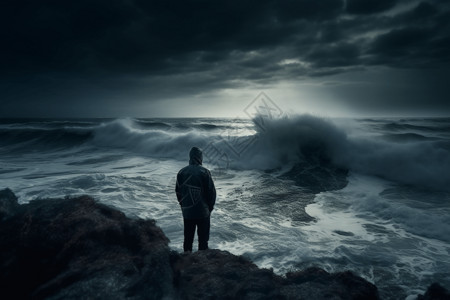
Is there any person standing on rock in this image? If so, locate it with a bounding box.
[176,146,216,252]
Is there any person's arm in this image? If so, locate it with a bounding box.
[175,172,182,205]
[206,170,216,212]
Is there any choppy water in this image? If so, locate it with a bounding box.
[1,116,449,299]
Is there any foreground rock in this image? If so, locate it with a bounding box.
[417,283,450,300]
[0,188,446,299]
[173,252,378,299]
[0,189,173,299]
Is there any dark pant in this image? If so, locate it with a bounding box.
[183,217,210,252]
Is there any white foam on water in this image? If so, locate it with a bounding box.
[303,173,450,298]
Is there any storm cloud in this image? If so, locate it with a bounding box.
[1,0,449,117]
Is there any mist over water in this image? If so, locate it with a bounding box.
[1,115,450,299]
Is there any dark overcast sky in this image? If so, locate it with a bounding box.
[1,0,449,117]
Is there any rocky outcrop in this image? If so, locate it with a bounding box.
[173,252,378,300]
[0,189,173,299]
[0,188,19,221]
[417,283,450,300]
[0,188,446,299]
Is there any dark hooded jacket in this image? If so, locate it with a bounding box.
[176,147,216,219]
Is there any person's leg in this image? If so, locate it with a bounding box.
[197,217,210,250]
[183,218,196,252]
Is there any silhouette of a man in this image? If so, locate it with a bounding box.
[176,147,216,252]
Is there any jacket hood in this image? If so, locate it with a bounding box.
[189,147,203,165]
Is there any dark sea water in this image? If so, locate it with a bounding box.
[1,116,449,299]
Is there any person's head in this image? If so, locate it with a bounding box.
[189,146,203,165]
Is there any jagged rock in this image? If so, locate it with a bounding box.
[0,188,20,220]
[0,189,174,299]
[173,249,284,299]
[173,252,380,300]
[283,267,379,300]
[417,283,450,300]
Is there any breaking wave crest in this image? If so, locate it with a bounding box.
[2,116,449,191]
[235,115,450,191]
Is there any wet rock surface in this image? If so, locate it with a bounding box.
[0,188,447,299]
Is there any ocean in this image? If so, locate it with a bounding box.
[1,115,449,299]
